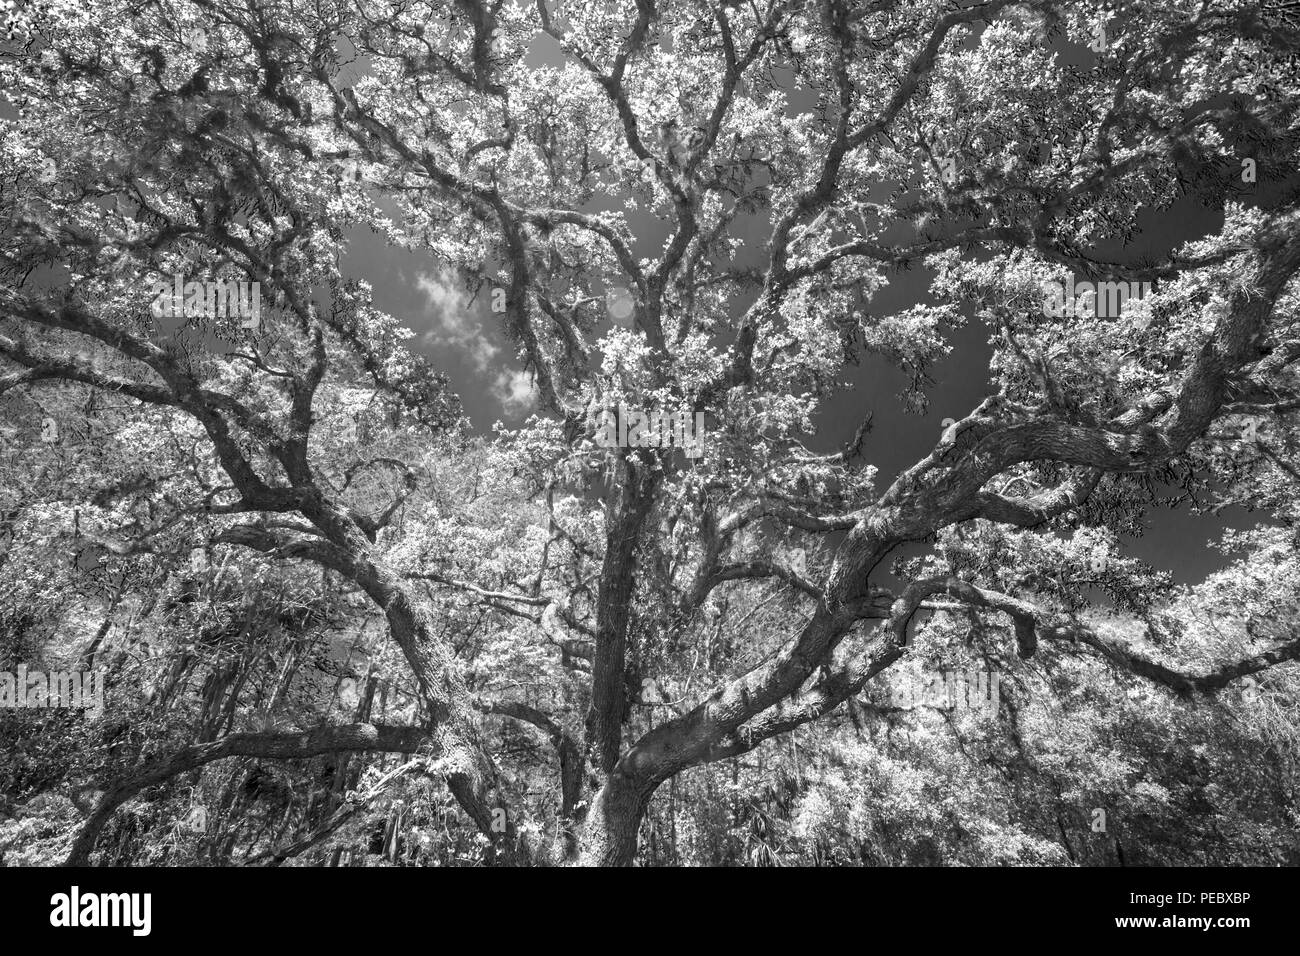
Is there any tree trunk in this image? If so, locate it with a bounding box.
[587,464,658,772]
[576,771,652,867]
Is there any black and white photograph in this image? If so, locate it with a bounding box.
[0,0,1296,929]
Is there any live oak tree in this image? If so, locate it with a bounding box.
[2,0,1300,865]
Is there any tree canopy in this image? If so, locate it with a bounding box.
[2,0,1299,866]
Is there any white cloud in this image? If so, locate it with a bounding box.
[491,369,537,415]
[416,269,537,414]
[416,269,500,372]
